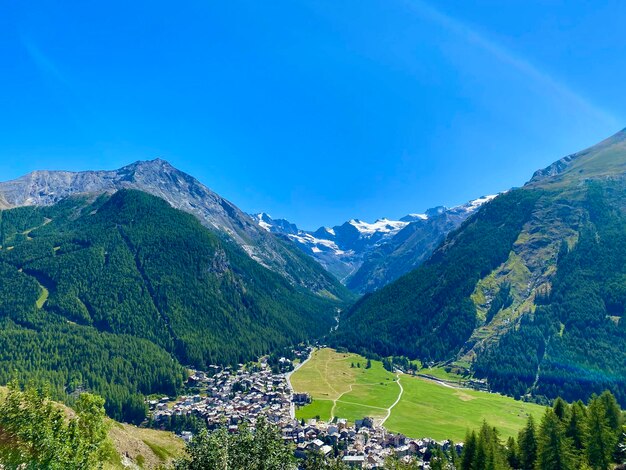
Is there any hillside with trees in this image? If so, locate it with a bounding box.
[0,190,342,422]
[334,188,542,360]
[334,129,626,408]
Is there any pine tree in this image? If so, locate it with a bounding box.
[505,436,520,469]
[430,448,447,470]
[598,391,622,433]
[553,397,569,422]
[566,400,586,452]
[461,430,477,470]
[475,422,511,470]
[517,415,537,470]
[536,409,576,470]
[585,396,618,470]
[448,439,460,468]
[473,437,487,470]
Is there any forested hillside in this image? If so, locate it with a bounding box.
[475,181,626,405]
[334,189,542,360]
[334,128,626,408]
[0,190,341,422]
[0,159,351,301]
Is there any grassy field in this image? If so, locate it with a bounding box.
[291,348,545,441]
[290,348,399,423]
[388,375,543,441]
[35,284,49,309]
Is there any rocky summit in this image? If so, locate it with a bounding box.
[0,159,350,300]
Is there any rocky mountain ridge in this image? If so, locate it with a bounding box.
[252,195,496,293]
[0,159,349,300]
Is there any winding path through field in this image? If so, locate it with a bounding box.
[330,384,352,420]
[379,374,404,426]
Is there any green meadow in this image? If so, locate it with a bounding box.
[291,348,544,441]
[290,348,399,423]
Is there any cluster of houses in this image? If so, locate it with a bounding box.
[148,361,293,431]
[147,350,461,469]
[289,417,462,468]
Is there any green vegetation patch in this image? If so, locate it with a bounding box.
[292,348,398,423]
[293,349,544,442]
[35,284,49,309]
[386,375,544,441]
[295,399,334,421]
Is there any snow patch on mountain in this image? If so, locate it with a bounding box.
[401,213,428,222]
[250,193,500,290]
[288,233,346,256]
[466,195,498,209]
[348,218,409,236]
[255,213,273,232]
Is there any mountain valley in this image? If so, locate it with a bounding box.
[0,130,625,467]
[334,128,626,407]
[0,189,344,423]
[251,195,496,293]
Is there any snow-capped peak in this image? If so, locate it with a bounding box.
[400,213,429,222]
[254,213,274,232]
[348,218,409,236]
[249,212,300,235]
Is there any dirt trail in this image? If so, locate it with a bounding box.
[379,374,404,426]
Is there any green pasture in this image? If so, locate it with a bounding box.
[291,348,545,441]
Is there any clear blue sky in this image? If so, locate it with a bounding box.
[2,1,625,230]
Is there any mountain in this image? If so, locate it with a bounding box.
[334,128,626,406]
[0,159,350,301]
[251,196,495,293]
[251,213,409,282]
[346,196,497,293]
[0,190,341,423]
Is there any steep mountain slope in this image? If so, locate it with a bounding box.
[251,197,493,293]
[0,160,349,301]
[335,189,542,359]
[528,128,626,186]
[0,190,340,422]
[334,128,626,406]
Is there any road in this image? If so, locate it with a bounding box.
[285,350,314,419]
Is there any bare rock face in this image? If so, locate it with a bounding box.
[529,154,578,183]
[0,159,348,299]
[0,159,253,241]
